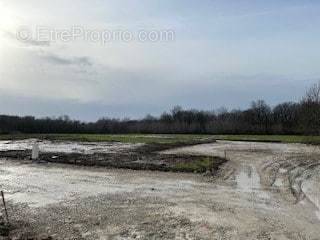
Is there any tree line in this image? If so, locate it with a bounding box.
[1,82,320,135]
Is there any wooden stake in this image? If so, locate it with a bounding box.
[1,191,9,224]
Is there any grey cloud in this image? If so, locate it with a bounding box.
[0,73,313,121]
[22,38,50,47]
[0,91,163,121]
[2,30,50,47]
[42,54,93,67]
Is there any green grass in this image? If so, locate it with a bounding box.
[212,135,320,145]
[0,133,320,145]
[173,157,216,173]
[0,134,215,144]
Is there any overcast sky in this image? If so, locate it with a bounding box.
[0,0,319,121]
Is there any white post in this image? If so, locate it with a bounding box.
[32,143,40,160]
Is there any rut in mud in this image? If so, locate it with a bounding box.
[163,141,320,239]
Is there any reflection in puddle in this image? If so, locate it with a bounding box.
[0,139,143,154]
[236,165,269,200]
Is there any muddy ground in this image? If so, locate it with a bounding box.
[0,139,225,173]
[0,140,319,239]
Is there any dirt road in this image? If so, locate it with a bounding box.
[1,141,320,239]
[163,141,320,239]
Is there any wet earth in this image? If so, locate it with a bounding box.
[0,140,320,239]
[0,139,144,154]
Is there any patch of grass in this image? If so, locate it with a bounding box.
[0,134,216,144]
[212,135,320,145]
[173,157,218,173]
[1,133,320,145]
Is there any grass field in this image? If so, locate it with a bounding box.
[173,156,218,173]
[0,134,320,145]
[212,135,320,144]
[0,134,215,144]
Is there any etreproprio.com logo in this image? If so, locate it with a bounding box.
[16,26,176,44]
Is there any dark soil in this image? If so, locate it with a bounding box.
[0,219,11,239]
[0,149,226,174]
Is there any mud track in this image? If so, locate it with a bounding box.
[164,141,320,239]
[0,140,319,239]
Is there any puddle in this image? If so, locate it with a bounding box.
[236,165,269,200]
[0,139,143,154]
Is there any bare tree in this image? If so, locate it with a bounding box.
[299,81,320,134]
[250,100,272,133]
[303,81,320,104]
